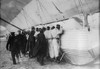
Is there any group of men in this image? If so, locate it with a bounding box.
[6,24,64,65]
[6,30,27,64]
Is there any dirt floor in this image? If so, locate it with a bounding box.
[0,41,99,69]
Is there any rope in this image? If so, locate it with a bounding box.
[52,1,62,14]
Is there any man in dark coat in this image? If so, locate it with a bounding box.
[6,32,20,64]
[36,28,48,65]
[27,27,35,58]
[15,30,24,57]
[32,28,40,57]
[21,31,27,56]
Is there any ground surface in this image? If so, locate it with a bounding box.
[0,41,99,69]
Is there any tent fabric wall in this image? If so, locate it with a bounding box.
[0,0,99,65]
[60,13,99,65]
[5,0,99,32]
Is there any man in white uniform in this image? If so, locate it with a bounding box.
[50,25,63,60]
[44,26,52,58]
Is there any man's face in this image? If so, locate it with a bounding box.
[32,28,35,31]
[56,26,60,29]
[19,31,21,34]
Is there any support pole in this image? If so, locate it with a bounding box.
[0,17,23,31]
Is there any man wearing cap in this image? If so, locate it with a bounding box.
[6,32,19,64]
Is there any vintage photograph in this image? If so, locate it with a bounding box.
[0,0,100,69]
